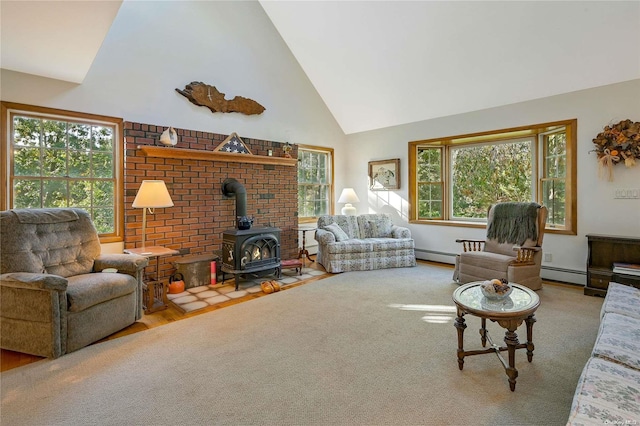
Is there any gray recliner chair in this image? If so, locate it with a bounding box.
[453,202,548,290]
[1,208,148,358]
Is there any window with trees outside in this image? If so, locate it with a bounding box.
[408,119,576,234]
[1,102,124,242]
[298,145,334,222]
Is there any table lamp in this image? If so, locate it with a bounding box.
[132,180,174,249]
[338,188,360,216]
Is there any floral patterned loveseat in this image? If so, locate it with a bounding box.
[314,213,416,273]
[567,282,640,424]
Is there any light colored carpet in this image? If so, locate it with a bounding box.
[0,264,603,425]
[168,267,327,312]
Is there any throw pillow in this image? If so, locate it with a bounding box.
[323,223,349,242]
[364,220,379,238]
[377,220,392,238]
[366,219,392,238]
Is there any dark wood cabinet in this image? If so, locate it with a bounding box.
[585,234,640,297]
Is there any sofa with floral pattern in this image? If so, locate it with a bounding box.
[567,282,640,424]
[314,214,416,273]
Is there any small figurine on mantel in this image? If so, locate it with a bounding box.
[283,142,292,158]
[159,127,178,146]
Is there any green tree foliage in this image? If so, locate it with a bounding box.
[11,116,116,234]
[417,140,533,220]
[416,127,568,227]
[542,132,566,226]
[451,141,532,218]
[417,148,443,218]
[298,150,329,218]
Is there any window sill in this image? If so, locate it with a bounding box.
[409,219,575,235]
[410,219,486,229]
[99,235,123,244]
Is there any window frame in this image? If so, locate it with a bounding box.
[1,102,125,243]
[539,128,568,228]
[408,119,577,235]
[415,145,445,220]
[297,144,335,224]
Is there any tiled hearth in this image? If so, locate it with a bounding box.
[168,267,326,313]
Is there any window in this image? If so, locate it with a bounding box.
[1,102,124,242]
[541,129,568,227]
[409,119,576,234]
[297,145,334,222]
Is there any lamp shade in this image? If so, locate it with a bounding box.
[338,188,360,204]
[132,180,174,208]
[338,188,359,216]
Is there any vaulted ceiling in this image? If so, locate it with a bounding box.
[0,1,123,84]
[2,1,639,134]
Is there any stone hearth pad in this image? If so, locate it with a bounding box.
[167,268,326,313]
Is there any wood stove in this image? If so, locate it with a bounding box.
[221,227,281,290]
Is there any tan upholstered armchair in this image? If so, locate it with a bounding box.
[0,208,149,358]
[453,202,548,290]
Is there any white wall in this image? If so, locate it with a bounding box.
[0,0,347,174]
[1,1,348,253]
[343,79,640,285]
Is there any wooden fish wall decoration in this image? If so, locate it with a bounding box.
[176,82,265,116]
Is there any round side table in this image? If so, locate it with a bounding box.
[452,282,540,391]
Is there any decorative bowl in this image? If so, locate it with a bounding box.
[481,285,513,300]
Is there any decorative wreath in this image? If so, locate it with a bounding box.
[592,119,640,181]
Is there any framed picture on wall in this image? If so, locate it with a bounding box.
[369,159,400,190]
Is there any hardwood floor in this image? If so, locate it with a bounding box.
[1,259,581,372]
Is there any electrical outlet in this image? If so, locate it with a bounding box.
[544,253,552,262]
[614,188,640,199]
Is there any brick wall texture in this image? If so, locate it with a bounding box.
[124,122,299,281]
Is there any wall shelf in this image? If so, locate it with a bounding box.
[137,146,298,167]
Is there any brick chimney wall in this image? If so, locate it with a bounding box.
[124,122,299,281]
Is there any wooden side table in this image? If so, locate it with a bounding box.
[296,226,316,267]
[124,246,178,314]
[452,282,540,391]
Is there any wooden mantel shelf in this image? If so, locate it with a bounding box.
[137,146,298,167]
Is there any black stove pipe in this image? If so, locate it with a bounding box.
[222,178,253,229]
